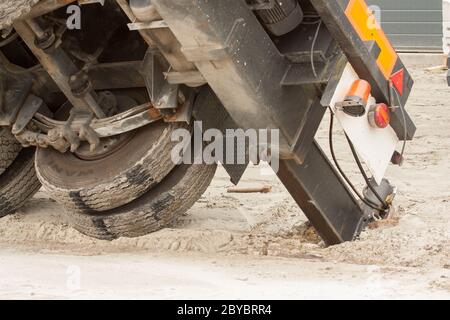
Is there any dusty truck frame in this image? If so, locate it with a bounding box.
[0,0,415,245]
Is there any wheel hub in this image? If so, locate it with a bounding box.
[74,94,139,160]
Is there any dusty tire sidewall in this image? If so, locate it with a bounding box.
[35,121,182,212]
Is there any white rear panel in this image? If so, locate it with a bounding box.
[329,64,398,185]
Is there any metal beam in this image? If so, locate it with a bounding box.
[193,87,369,245]
[151,0,373,244]
[277,142,369,245]
[34,61,146,91]
[14,20,106,118]
[151,0,320,160]
[115,0,195,73]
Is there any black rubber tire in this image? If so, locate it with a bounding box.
[35,121,183,213]
[66,163,217,240]
[0,129,41,218]
[0,128,21,175]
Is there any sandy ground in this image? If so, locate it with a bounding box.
[0,61,449,300]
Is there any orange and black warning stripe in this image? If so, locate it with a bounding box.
[312,0,416,140]
[344,0,411,98]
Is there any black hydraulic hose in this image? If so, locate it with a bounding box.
[328,108,382,211]
[310,20,322,78]
[344,133,390,211]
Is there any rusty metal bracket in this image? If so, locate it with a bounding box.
[16,102,162,152]
[13,20,107,119]
[11,94,44,135]
[141,49,179,110]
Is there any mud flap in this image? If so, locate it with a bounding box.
[192,87,248,185]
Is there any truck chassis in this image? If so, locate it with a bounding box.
[0,0,416,245]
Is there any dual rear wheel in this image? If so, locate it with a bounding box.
[0,128,41,218]
[34,120,217,240]
[1,120,216,240]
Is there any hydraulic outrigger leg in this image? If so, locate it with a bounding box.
[277,144,370,245]
[149,0,415,245]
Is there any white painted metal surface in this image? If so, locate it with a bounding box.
[329,64,399,185]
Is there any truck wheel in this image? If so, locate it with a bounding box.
[65,163,217,240]
[0,128,21,174]
[0,129,41,218]
[35,121,182,213]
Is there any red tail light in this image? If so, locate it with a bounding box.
[368,103,390,128]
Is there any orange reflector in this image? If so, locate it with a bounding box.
[368,103,390,128]
[345,0,398,79]
[339,80,372,117]
[347,79,371,104]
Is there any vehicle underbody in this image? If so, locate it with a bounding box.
[0,0,416,245]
